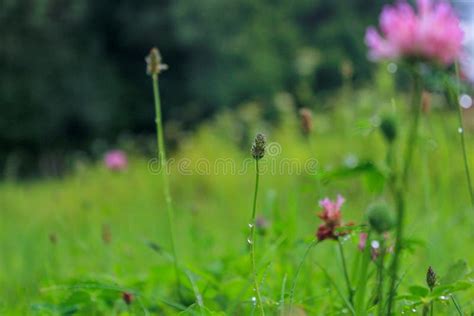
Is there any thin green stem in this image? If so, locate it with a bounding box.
[454,62,474,209]
[451,295,463,316]
[402,72,423,186]
[338,239,354,305]
[376,239,386,316]
[387,70,423,314]
[151,75,181,294]
[288,239,319,313]
[279,274,287,316]
[423,305,429,316]
[249,159,264,315]
[318,264,357,316]
[427,287,434,316]
[307,137,324,198]
[355,230,371,316]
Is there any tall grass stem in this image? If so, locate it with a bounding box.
[454,62,474,209]
[355,231,371,316]
[151,74,181,294]
[250,159,265,315]
[376,239,386,316]
[338,239,354,304]
[288,239,318,313]
[387,70,422,314]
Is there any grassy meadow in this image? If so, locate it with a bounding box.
[1,80,474,314]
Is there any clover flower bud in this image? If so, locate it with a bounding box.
[256,215,270,236]
[422,91,432,114]
[367,203,394,234]
[122,292,134,305]
[102,223,112,245]
[49,233,57,245]
[299,108,314,136]
[380,116,397,144]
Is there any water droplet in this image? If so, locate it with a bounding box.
[251,296,257,305]
[371,240,380,249]
[459,94,473,109]
[439,295,448,301]
[370,115,381,127]
[387,62,398,74]
[458,127,464,134]
[248,223,254,228]
[411,308,417,313]
[340,235,351,243]
[344,154,359,168]
[247,238,253,245]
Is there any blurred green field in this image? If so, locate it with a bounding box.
[1,84,474,315]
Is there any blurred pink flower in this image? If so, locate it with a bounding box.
[104,150,128,171]
[358,232,393,261]
[318,194,345,225]
[365,0,463,65]
[316,195,351,241]
[358,232,368,251]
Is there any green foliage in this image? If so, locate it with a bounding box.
[1,88,474,313]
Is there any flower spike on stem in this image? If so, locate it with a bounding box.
[146,47,181,297]
[249,133,266,315]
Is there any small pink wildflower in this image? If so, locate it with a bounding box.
[358,232,368,251]
[316,195,352,241]
[365,0,463,65]
[318,195,345,225]
[358,232,393,261]
[104,150,128,171]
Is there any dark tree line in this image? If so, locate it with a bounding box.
[0,0,385,175]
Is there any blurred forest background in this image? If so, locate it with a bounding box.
[0,0,422,177]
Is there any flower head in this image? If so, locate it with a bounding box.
[256,215,270,236]
[318,195,345,225]
[365,0,463,65]
[316,195,350,241]
[426,266,437,290]
[299,108,314,135]
[251,133,266,160]
[102,223,112,244]
[358,232,368,251]
[367,202,395,233]
[358,232,393,260]
[122,292,133,305]
[146,47,168,76]
[104,150,128,171]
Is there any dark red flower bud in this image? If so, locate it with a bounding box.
[49,233,57,245]
[299,108,314,135]
[122,292,133,305]
[102,224,112,245]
